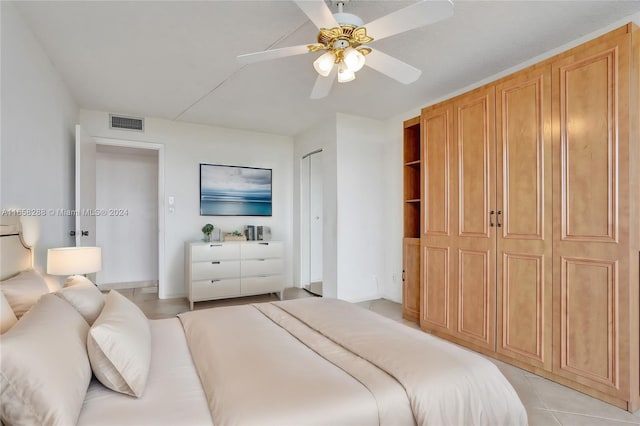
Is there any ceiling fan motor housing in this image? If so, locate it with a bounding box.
[333,12,364,28]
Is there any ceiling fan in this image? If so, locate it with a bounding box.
[237,0,454,99]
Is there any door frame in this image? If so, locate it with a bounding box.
[299,148,323,289]
[93,137,167,299]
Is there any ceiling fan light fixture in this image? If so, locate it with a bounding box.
[337,62,355,83]
[343,47,365,72]
[313,51,335,77]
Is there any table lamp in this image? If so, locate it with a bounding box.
[47,246,102,286]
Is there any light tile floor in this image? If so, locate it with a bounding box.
[119,287,640,426]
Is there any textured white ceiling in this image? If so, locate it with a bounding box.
[14,1,640,136]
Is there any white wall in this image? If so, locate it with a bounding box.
[294,113,389,303]
[96,147,158,285]
[335,114,386,302]
[0,2,78,273]
[379,109,419,304]
[79,110,294,298]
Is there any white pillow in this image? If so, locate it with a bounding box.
[0,293,91,425]
[0,291,17,333]
[87,290,151,397]
[64,274,95,288]
[0,270,50,318]
[55,282,105,325]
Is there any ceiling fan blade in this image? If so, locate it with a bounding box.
[237,44,310,64]
[294,0,339,30]
[365,49,421,84]
[310,66,337,99]
[364,0,454,42]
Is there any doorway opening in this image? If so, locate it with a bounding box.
[94,139,165,298]
[300,149,323,296]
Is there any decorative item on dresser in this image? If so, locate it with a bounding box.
[185,241,284,310]
[223,230,247,242]
[201,224,215,242]
[407,23,640,411]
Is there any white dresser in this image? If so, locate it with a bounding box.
[185,241,284,309]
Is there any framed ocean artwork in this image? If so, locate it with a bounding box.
[200,163,272,216]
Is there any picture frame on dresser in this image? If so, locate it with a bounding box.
[200,163,272,216]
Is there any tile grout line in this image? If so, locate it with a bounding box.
[535,408,640,425]
[522,373,563,425]
[524,374,640,425]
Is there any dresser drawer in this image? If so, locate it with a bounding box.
[191,278,240,301]
[241,242,283,259]
[192,260,240,281]
[241,275,283,295]
[191,243,240,262]
[241,259,283,277]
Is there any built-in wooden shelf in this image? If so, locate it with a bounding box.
[403,116,422,323]
[403,117,421,239]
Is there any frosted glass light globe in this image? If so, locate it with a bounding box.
[337,62,355,83]
[343,47,365,72]
[313,52,335,77]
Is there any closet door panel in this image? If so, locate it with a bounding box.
[496,66,552,370]
[501,253,545,362]
[422,245,449,328]
[450,87,496,350]
[423,110,450,237]
[458,248,491,343]
[420,103,454,333]
[560,257,618,387]
[457,96,492,238]
[552,31,630,398]
[560,52,617,242]
[402,238,421,322]
[501,80,544,239]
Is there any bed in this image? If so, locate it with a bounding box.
[0,221,528,426]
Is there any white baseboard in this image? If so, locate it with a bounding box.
[98,280,157,291]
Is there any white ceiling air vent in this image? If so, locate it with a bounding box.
[109,114,144,132]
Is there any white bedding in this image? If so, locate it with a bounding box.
[178,298,528,426]
[77,318,212,426]
[75,298,526,426]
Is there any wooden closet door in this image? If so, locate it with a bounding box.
[450,86,497,351]
[552,31,630,399]
[420,102,453,333]
[403,238,421,322]
[496,66,552,370]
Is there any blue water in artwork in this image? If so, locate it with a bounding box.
[201,189,272,216]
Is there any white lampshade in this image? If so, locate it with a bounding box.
[343,47,365,72]
[47,246,102,276]
[313,51,335,77]
[337,62,355,83]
